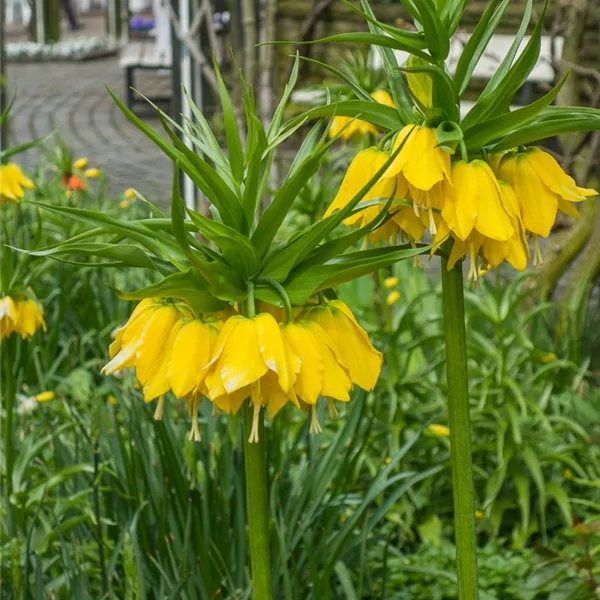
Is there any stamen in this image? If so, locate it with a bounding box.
[468,242,479,282]
[248,403,261,443]
[309,404,322,435]
[153,396,166,421]
[533,236,544,266]
[188,397,201,442]
[327,398,339,419]
[211,404,223,416]
[412,201,420,218]
[428,204,437,236]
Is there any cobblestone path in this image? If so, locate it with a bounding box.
[7,57,173,202]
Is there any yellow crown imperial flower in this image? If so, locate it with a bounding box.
[385,125,451,193]
[300,300,382,392]
[14,299,47,339]
[329,89,394,141]
[498,147,597,240]
[442,160,514,243]
[124,187,137,200]
[405,55,433,108]
[324,148,421,242]
[203,313,300,440]
[84,168,100,178]
[0,296,19,339]
[1,163,35,206]
[102,299,194,384]
[73,157,88,170]
[280,320,353,433]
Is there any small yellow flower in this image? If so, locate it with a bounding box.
[475,510,484,520]
[384,276,399,288]
[384,456,392,464]
[119,200,130,209]
[541,352,557,363]
[428,423,450,437]
[107,394,118,406]
[124,188,136,200]
[564,469,573,480]
[73,157,88,170]
[65,190,73,198]
[84,168,100,178]
[1,163,34,206]
[386,290,400,306]
[35,391,56,402]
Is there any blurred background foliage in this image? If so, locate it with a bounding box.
[1,141,599,600]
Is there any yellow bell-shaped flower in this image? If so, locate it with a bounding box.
[329,89,395,141]
[442,160,514,242]
[0,296,19,339]
[1,163,34,206]
[299,300,382,391]
[384,125,451,192]
[497,147,597,238]
[102,299,192,383]
[14,299,47,339]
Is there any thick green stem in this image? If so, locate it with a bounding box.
[441,256,478,600]
[2,338,16,535]
[243,404,272,600]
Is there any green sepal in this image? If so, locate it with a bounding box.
[436,121,462,153]
[113,269,226,314]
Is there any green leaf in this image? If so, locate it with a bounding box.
[108,86,245,230]
[404,0,450,61]
[157,113,247,232]
[464,75,568,151]
[453,0,509,96]
[461,0,538,128]
[17,242,157,269]
[214,61,244,185]
[0,132,54,161]
[546,482,573,527]
[187,208,260,278]
[491,106,600,150]
[269,53,301,139]
[285,32,433,63]
[287,100,403,133]
[280,244,428,305]
[251,139,329,258]
[399,64,459,121]
[114,269,226,313]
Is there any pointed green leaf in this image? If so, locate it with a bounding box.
[464,74,568,150]
[186,208,260,278]
[114,269,226,313]
[214,61,245,185]
[453,0,509,96]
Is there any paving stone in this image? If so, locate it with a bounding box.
[6,56,174,203]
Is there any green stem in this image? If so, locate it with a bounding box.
[243,404,272,600]
[441,256,478,600]
[3,337,16,536]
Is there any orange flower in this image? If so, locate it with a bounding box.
[62,175,86,191]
